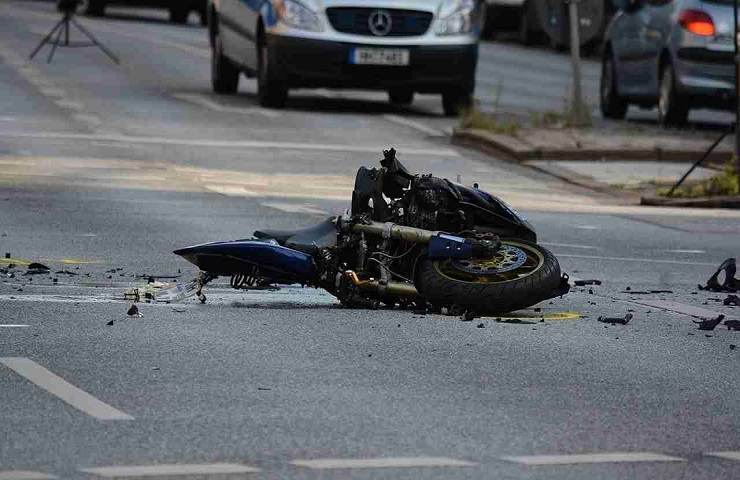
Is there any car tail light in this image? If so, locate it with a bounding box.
[679,10,715,37]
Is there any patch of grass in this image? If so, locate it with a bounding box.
[658,161,740,198]
[460,106,520,136]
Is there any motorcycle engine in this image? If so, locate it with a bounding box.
[404,175,465,232]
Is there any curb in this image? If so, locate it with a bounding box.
[452,128,733,163]
[640,195,740,209]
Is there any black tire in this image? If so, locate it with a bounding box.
[658,62,689,127]
[518,3,537,46]
[170,6,189,24]
[80,0,105,16]
[600,50,628,120]
[442,89,472,117]
[415,240,562,314]
[388,88,414,105]
[257,41,288,108]
[211,29,239,94]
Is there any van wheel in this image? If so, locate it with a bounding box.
[257,41,288,108]
[442,89,472,117]
[658,63,689,127]
[170,6,189,24]
[211,30,239,94]
[388,88,414,105]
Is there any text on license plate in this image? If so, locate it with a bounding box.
[350,48,410,66]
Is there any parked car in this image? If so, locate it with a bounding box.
[601,0,735,125]
[72,0,207,24]
[207,0,483,116]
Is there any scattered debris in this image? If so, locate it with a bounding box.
[55,270,78,276]
[106,319,115,326]
[461,310,476,321]
[495,318,536,324]
[588,288,594,294]
[724,295,740,306]
[151,367,160,371]
[533,308,541,312]
[127,304,141,317]
[725,320,740,331]
[476,322,485,328]
[598,313,633,325]
[699,258,739,292]
[731,345,737,350]
[4,253,9,258]
[172,307,187,313]
[257,387,271,391]
[693,314,725,331]
[25,263,50,275]
[574,279,602,286]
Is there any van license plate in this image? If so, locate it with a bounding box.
[350,48,410,66]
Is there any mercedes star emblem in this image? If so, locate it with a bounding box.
[368,10,392,36]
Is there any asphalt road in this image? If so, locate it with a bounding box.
[1,2,740,479]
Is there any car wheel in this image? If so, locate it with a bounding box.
[658,63,689,127]
[600,50,628,120]
[257,41,288,109]
[211,30,239,94]
[388,88,414,106]
[518,2,538,46]
[170,6,189,24]
[80,0,105,16]
[442,89,472,117]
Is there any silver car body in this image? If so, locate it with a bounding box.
[605,0,735,107]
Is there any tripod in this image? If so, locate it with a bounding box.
[29,10,119,64]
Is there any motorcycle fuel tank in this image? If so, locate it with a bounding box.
[173,239,316,280]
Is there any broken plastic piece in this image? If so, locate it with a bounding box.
[700,258,739,292]
[574,279,601,286]
[724,295,740,306]
[127,305,141,317]
[598,313,633,325]
[725,320,740,331]
[25,263,50,275]
[693,314,725,331]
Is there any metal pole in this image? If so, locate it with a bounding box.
[735,0,740,171]
[568,0,587,126]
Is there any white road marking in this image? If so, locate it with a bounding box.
[38,88,65,98]
[667,249,706,254]
[575,225,600,230]
[0,116,16,122]
[382,114,445,136]
[630,300,726,320]
[539,242,598,250]
[0,472,56,480]
[260,201,328,215]
[72,114,101,126]
[290,457,476,469]
[0,325,30,328]
[555,253,717,267]
[0,357,134,421]
[0,131,459,157]
[172,93,280,118]
[502,452,686,465]
[53,100,84,111]
[81,463,260,477]
[706,451,740,461]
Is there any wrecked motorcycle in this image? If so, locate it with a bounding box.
[173,149,568,314]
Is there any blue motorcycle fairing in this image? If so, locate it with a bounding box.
[173,239,316,281]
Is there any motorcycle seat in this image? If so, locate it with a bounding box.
[254,217,337,253]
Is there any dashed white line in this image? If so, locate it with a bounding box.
[172,93,280,118]
[38,88,65,98]
[667,249,706,254]
[575,225,600,230]
[540,242,598,250]
[0,472,56,480]
[80,463,260,477]
[0,131,460,156]
[502,452,686,466]
[0,357,134,421]
[290,457,476,469]
[706,451,740,461]
[382,114,445,136]
[0,325,30,328]
[555,253,717,267]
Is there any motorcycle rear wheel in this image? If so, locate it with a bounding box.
[415,240,562,314]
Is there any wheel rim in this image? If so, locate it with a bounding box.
[434,241,545,284]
